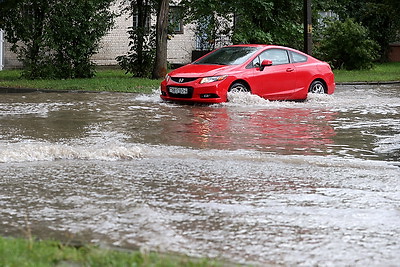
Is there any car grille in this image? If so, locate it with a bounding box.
[171,77,198,83]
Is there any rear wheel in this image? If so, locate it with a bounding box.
[309,80,326,94]
[229,82,250,93]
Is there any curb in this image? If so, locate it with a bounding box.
[337,81,400,85]
[0,87,97,93]
[1,81,400,94]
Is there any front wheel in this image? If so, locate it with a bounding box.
[308,80,326,94]
[229,82,250,93]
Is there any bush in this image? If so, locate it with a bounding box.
[315,18,379,70]
[0,0,114,79]
[116,27,155,78]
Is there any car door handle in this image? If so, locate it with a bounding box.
[286,68,295,72]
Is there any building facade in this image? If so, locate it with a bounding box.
[0,3,213,70]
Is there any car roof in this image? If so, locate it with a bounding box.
[222,44,311,57]
[225,44,270,48]
[225,44,293,50]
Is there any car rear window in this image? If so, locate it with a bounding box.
[290,51,308,63]
[195,46,261,65]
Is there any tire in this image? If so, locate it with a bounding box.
[308,80,326,94]
[229,82,250,93]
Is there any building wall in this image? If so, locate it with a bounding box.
[167,23,197,65]
[2,3,196,69]
[3,41,19,69]
[388,43,400,62]
[92,3,131,66]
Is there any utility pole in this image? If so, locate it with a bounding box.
[0,29,3,71]
[304,0,312,55]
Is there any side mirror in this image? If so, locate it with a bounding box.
[260,59,273,71]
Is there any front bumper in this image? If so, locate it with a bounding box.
[160,80,230,104]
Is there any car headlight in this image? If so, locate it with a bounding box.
[199,75,228,84]
[165,74,170,81]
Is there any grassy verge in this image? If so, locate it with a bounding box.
[0,69,161,93]
[0,62,399,94]
[333,62,400,83]
[0,236,224,267]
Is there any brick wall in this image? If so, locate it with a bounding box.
[167,23,197,65]
[3,41,20,69]
[92,4,131,66]
[2,3,196,69]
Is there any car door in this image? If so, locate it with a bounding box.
[247,48,296,100]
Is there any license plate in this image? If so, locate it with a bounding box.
[169,87,189,95]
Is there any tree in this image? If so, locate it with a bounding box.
[315,18,379,70]
[319,0,400,61]
[152,0,170,79]
[181,0,305,50]
[0,0,52,78]
[181,0,233,50]
[48,0,115,78]
[232,0,304,49]
[117,0,170,79]
[0,0,115,79]
[117,0,156,78]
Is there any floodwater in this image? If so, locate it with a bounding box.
[0,85,399,266]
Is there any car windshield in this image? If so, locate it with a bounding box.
[194,46,261,65]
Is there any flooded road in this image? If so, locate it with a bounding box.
[1,85,399,266]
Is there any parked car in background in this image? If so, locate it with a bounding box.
[160,44,335,103]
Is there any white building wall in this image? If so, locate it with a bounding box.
[167,23,197,65]
[3,39,20,69]
[3,3,196,69]
[92,2,131,66]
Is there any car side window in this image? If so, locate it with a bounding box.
[259,49,290,65]
[290,51,308,63]
[251,57,261,68]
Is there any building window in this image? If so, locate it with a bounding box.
[132,12,151,30]
[169,6,184,34]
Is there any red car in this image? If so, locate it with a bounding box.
[160,44,335,103]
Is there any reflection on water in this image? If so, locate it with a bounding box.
[163,106,336,155]
[0,85,400,266]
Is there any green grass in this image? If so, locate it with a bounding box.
[0,62,399,93]
[334,62,400,83]
[0,236,225,267]
[0,69,161,93]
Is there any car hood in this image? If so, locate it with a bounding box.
[169,64,239,78]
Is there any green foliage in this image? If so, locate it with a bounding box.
[0,236,224,266]
[181,0,304,50]
[181,0,233,50]
[48,0,115,79]
[319,0,400,62]
[232,0,304,49]
[333,62,400,83]
[0,69,162,93]
[116,0,156,78]
[0,0,115,79]
[315,18,379,70]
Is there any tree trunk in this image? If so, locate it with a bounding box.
[152,0,169,79]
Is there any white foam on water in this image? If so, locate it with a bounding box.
[0,141,142,163]
[374,134,400,154]
[134,89,163,103]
